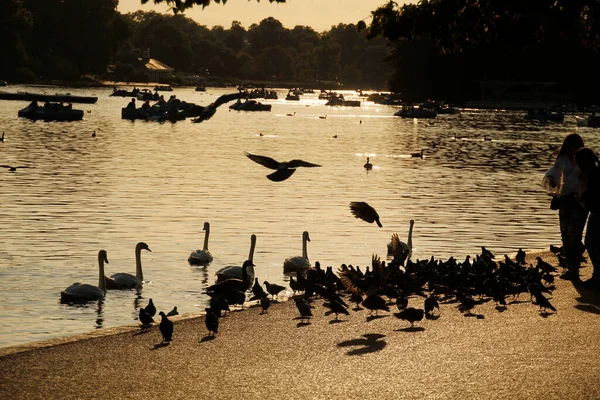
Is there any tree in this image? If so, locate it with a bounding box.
[141,0,286,14]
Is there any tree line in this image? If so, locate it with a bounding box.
[0,0,392,89]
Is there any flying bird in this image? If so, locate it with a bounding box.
[244,152,321,182]
[349,202,382,227]
[192,92,245,123]
[1,165,31,172]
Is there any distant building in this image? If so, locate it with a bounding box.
[139,49,174,82]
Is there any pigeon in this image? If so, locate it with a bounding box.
[166,306,179,317]
[536,257,558,274]
[349,202,382,227]
[533,292,556,313]
[324,298,350,320]
[144,298,156,317]
[264,281,286,299]
[158,311,173,342]
[260,295,271,313]
[294,296,313,320]
[139,308,155,329]
[205,307,219,336]
[245,152,321,182]
[395,307,425,326]
[424,295,439,315]
[516,248,527,264]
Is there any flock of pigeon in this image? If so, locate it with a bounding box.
[141,240,563,345]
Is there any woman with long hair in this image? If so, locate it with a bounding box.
[543,133,587,280]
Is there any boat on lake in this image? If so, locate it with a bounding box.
[523,108,564,122]
[18,101,84,121]
[576,114,600,128]
[0,90,97,104]
[229,99,272,112]
[394,105,437,119]
[325,94,360,107]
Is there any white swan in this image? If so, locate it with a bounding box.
[283,231,311,274]
[188,222,214,265]
[215,234,256,283]
[60,250,108,302]
[106,242,151,289]
[389,220,414,266]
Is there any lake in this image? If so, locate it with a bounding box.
[0,85,596,348]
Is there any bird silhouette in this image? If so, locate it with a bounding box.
[158,311,173,343]
[294,296,313,320]
[250,278,268,301]
[192,92,245,123]
[516,248,527,264]
[205,307,219,336]
[260,295,271,313]
[91,131,96,137]
[536,257,558,274]
[533,292,556,313]
[324,298,349,320]
[144,298,156,317]
[319,115,327,119]
[361,294,389,315]
[424,295,440,315]
[166,306,179,317]
[1,132,4,142]
[349,202,382,227]
[264,281,286,299]
[1,165,31,172]
[411,149,424,158]
[138,308,155,329]
[394,307,424,326]
[364,157,373,170]
[244,152,321,182]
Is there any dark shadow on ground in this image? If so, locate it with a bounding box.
[425,313,440,320]
[151,342,170,350]
[200,335,216,342]
[365,314,387,322]
[395,326,426,332]
[296,321,311,327]
[337,334,387,356]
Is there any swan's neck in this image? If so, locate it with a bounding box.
[98,255,106,292]
[302,235,309,260]
[203,226,210,251]
[135,247,143,281]
[248,235,256,263]
[407,221,414,251]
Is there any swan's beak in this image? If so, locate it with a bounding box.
[147,247,152,252]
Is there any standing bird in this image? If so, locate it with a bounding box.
[158,311,173,343]
[244,152,321,182]
[260,295,271,314]
[192,92,245,123]
[294,297,313,321]
[250,278,268,301]
[324,299,350,320]
[166,306,179,317]
[516,248,527,265]
[533,292,557,313]
[389,220,415,266]
[364,157,373,170]
[361,294,389,315]
[264,281,286,299]
[205,308,219,336]
[349,202,382,227]
[395,307,425,327]
[144,298,157,317]
[536,257,557,274]
[424,295,440,315]
[139,308,155,329]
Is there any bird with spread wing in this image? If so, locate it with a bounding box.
[349,201,382,227]
[244,152,321,182]
[191,92,245,123]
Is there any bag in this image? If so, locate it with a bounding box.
[550,194,561,210]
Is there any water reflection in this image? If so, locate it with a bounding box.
[95,300,104,328]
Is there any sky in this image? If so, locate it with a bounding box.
[117,0,413,32]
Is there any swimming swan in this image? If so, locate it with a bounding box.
[60,250,108,302]
[105,242,151,289]
[216,234,256,283]
[364,157,373,170]
[283,231,311,274]
[189,222,214,265]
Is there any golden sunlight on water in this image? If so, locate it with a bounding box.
[0,86,597,347]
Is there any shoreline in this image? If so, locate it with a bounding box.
[0,248,587,357]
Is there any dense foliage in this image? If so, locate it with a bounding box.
[363,0,600,104]
[0,0,391,89]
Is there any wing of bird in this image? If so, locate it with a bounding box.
[349,202,381,226]
[212,92,245,109]
[245,152,280,170]
[287,159,321,168]
[266,169,296,182]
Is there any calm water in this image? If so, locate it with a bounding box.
[0,85,597,348]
